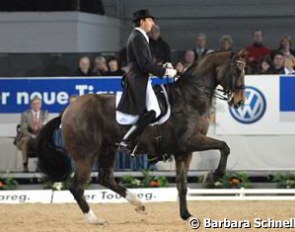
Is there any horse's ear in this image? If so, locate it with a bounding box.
[237,49,248,58]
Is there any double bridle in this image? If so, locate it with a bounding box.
[215,55,246,101]
[177,54,246,102]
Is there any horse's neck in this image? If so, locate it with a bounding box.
[178,69,216,101]
[167,77,214,115]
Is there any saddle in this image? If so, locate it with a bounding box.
[116,84,171,125]
[152,85,169,121]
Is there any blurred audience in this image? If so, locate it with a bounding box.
[16,96,48,172]
[271,52,285,74]
[245,30,271,74]
[105,56,125,76]
[73,56,94,76]
[175,49,196,74]
[193,33,214,60]
[280,55,295,75]
[256,56,273,74]
[219,35,234,51]
[273,35,295,57]
[148,25,171,65]
[4,31,295,78]
[93,56,109,76]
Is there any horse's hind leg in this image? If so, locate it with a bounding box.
[175,153,193,220]
[97,151,145,213]
[69,157,108,225]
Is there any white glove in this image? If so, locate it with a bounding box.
[165,68,177,78]
[163,62,173,69]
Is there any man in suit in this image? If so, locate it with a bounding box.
[193,33,214,60]
[17,96,48,172]
[117,9,177,155]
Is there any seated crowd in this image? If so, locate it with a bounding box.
[176,30,295,75]
[73,28,295,77]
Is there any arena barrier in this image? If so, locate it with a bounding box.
[1,188,295,204]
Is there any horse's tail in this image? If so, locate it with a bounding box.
[35,115,72,182]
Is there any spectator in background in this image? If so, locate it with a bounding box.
[245,30,271,73]
[219,35,233,51]
[148,24,171,65]
[273,35,295,57]
[271,52,285,74]
[257,56,273,74]
[93,56,109,76]
[73,56,94,76]
[175,49,196,74]
[105,56,125,76]
[193,33,214,60]
[17,96,48,172]
[280,55,295,75]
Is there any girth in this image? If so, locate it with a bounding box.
[148,124,172,164]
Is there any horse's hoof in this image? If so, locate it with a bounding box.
[84,209,109,225]
[88,218,109,225]
[135,205,147,214]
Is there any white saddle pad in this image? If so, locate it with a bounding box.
[116,84,171,125]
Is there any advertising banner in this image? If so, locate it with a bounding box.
[0,77,172,137]
[0,77,122,114]
[52,188,178,204]
[0,190,52,204]
[216,75,295,135]
[1,76,294,136]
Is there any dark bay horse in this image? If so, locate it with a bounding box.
[36,50,246,224]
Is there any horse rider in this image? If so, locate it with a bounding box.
[117,9,177,156]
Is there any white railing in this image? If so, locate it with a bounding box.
[1,188,295,204]
[187,188,295,201]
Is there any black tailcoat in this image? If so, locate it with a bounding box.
[117,29,166,115]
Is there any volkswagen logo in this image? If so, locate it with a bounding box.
[229,86,266,124]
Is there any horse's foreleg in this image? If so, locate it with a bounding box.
[175,153,193,220]
[98,152,146,213]
[70,158,107,225]
[182,135,230,180]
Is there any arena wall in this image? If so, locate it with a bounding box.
[0,12,121,52]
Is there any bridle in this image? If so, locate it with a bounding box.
[175,53,246,102]
[215,56,246,102]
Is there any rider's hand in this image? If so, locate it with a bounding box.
[163,62,173,69]
[165,68,177,78]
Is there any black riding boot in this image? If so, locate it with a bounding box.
[117,110,156,156]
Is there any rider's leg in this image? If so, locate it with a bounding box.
[118,110,156,154]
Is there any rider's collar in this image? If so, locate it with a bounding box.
[135,27,149,43]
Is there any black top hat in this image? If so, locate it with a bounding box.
[132,9,155,22]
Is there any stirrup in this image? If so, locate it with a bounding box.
[130,144,138,158]
[116,142,138,158]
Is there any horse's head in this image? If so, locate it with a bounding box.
[216,50,247,108]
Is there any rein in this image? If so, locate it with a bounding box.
[176,53,246,102]
[177,73,233,102]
